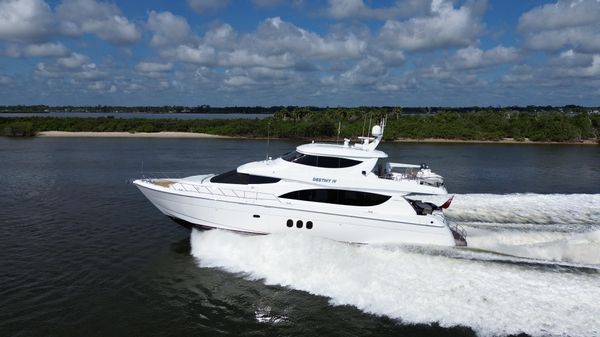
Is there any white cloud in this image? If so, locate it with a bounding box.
[555,54,600,78]
[147,11,192,48]
[187,0,229,14]
[340,56,387,85]
[377,0,484,51]
[519,0,600,53]
[135,61,173,78]
[165,17,368,70]
[35,62,62,77]
[250,17,367,60]
[24,42,68,57]
[450,45,520,70]
[224,75,256,87]
[57,52,89,69]
[204,23,236,49]
[135,61,173,73]
[327,0,431,20]
[0,0,55,43]
[519,0,600,31]
[73,63,106,80]
[57,0,140,44]
[171,44,216,65]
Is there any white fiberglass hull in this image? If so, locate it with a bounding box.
[134,179,459,246]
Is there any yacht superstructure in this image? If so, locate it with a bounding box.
[133,123,466,246]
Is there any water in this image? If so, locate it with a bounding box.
[0,112,271,119]
[0,138,598,337]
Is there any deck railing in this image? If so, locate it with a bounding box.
[142,178,283,203]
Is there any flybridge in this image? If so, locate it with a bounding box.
[296,120,389,159]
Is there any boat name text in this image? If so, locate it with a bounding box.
[313,177,337,183]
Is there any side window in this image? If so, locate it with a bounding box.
[279,189,391,206]
[210,170,280,184]
[282,151,361,168]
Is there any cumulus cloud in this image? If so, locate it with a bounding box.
[224,75,257,87]
[518,0,600,53]
[327,0,430,20]
[377,0,484,51]
[187,0,229,14]
[340,56,388,85]
[450,45,520,70]
[204,23,237,49]
[35,51,107,82]
[135,61,174,78]
[147,11,192,48]
[24,42,68,57]
[135,61,173,73]
[245,17,367,60]
[171,44,217,65]
[552,51,600,78]
[57,0,140,44]
[157,17,368,72]
[57,52,89,69]
[0,0,55,43]
[1,41,68,58]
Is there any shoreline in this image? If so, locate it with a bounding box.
[34,131,598,145]
[37,131,233,138]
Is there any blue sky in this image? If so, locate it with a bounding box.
[1,0,599,107]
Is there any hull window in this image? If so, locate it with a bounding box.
[210,170,280,184]
[282,151,360,168]
[280,189,391,206]
[286,219,293,227]
[306,221,313,229]
[296,220,303,228]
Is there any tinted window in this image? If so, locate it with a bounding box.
[210,170,280,184]
[279,189,390,206]
[281,151,360,168]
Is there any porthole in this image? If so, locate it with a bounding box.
[306,221,313,229]
[286,219,293,227]
[296,220,303,228]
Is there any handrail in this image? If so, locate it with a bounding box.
[142,178,282,203]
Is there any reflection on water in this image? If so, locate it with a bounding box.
[0,137,598,337]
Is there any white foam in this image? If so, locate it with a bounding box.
[441,194,600,225]
[467,228,600,266]
[191,229,600,337]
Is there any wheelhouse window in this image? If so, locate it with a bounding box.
[210,170,280,184]
[279,189,391,206]
[281,151,360,168]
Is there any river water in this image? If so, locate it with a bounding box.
[0,137,598,337]
[0,112,271,119]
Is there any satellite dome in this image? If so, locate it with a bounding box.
[371,125,382,137]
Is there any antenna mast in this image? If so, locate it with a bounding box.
[266,121,271,160]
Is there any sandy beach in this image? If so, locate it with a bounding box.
[37,131,232,138]
[35,131,597,145]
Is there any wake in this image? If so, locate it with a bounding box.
[190,193,600,337]
[445,193,600,225]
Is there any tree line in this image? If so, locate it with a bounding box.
[1,105,598,115]
[1,107,599,143]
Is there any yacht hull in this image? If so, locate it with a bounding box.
[134,179,458,246]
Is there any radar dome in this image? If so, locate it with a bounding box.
[371,125,382,137]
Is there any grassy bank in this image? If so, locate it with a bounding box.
[1,108,599,143]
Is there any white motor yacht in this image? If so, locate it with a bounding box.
[133,122,466,246]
